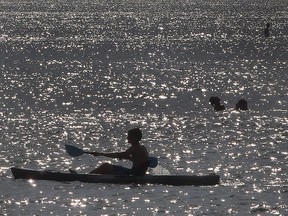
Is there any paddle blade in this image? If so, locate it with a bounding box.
[148,157,158,168]
[65,144,84,157]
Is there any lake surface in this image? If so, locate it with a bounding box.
[0,0,287,215]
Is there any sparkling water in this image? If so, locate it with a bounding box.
[0,0,287,215]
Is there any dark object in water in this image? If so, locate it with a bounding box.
[264,23,270,37]
[236,99,248,110]
[209,96,225,111]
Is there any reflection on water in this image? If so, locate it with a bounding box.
[1,0,288,215]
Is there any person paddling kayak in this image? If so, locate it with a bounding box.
[88,128,149,176]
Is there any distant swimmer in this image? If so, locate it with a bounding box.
[264,23,270,37]
[209,96,225,111]
[235,99,248,111]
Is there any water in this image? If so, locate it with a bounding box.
[0,0,287,215]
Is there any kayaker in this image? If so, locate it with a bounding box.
[89,127,149,176]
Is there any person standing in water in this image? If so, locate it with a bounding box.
[264,23,270,37]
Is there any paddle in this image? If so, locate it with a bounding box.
[65,144,158,168]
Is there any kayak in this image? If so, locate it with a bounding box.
[11,167,220,186]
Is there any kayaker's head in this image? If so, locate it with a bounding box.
[127,127,142,145]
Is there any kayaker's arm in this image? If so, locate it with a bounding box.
[90,151,132,160]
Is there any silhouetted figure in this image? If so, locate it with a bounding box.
[235,99,248,111]
[88,128,149,176]
[209,96,225,111]
[264,23,270,37]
